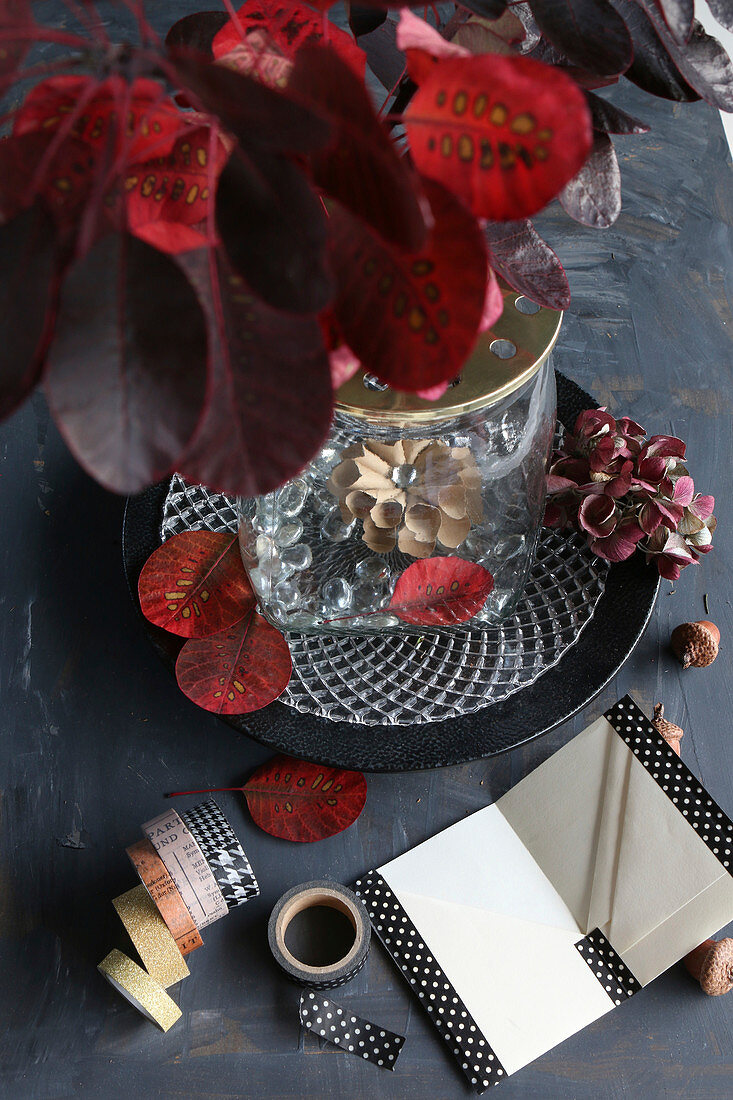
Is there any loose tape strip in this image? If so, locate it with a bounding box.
[98,949,181,1033]
[143,808,228,929]
[268,880,370,990]
[299,990,405,1070]
[112,885,190,989]
[126,837,203,955]
[182,799,259,910]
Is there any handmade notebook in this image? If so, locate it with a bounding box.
[354,697,733,1091]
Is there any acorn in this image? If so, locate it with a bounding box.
[651,703,683,755]
[684,938,733,996]
[671,621,720,669]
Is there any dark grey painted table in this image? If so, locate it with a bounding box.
[1,7,732,1098]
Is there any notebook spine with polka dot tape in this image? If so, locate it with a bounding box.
[354,696,733,1092]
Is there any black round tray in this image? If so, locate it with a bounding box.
[122,373,659,772]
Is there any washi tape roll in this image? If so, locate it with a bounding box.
[142,808,228,930]
[181,799,259,910]
[98,949,182,1032]
[268,880,371,990]
[126,838,203,956]
[112,885,190,988]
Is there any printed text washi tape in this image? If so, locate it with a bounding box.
[142,808,228,930]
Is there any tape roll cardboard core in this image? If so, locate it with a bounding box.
[269,881,370,988]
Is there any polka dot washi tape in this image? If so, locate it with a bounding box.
[299,990,405,1070]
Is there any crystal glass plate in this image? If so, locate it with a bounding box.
[161,473,608,726]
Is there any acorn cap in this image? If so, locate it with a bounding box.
[651,703,683,755]
[671,621,720,669]
[684,938,733,996]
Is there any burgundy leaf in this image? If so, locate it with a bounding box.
[451,10,527,55]
[585,91,650,133]
[165,11,229,56]
[44,233,208,494]
[609,0,700,100]
[349,5,388,38]
[170,55,332,155]
[388,556,494,625]
[216,148,332,314]
[529,0,633,76]
[635,7,733,110]
[559,132,621,228]
[357,19,404,91]
[0,204,57,420]
[459,0,510,18]
[175,609,292,715]
[328,177,489,391]
[178,248,333,497]
[288,44,428,251]
[242,754,367,842]
[706,0,733,33]
[138,530,255,638]
[654,0,694,44]
[484,220,570,310]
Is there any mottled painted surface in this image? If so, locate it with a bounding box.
[1,4,732,1098]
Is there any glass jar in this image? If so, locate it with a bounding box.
[238,287,561,635]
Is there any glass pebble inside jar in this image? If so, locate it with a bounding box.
[238,288,561,635]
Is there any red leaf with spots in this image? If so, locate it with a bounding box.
[388,556,494,625]
[242,755,367,841]
[328,177,488,391]
[138,530,255,638]
[212,0,366,81]
[126,126,228,251]
[405,54,592,221]
[175,610,292,715]
[15,75,184,163]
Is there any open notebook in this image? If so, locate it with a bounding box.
[355,697,733,1091]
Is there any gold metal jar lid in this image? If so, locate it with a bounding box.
[335,283,562,425]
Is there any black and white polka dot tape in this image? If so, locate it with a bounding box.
[299,991,405,1069]
[354,871,506,1093]
[575,928,641,1002]
[181,799,259,910]
[605,696,733,875]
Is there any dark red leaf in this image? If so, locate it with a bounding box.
[388,556,494,625]
[175,609,292,715]
[634,6,733,110]
[405,54,592,221]
[212,0,366,80]
[138,530,255,638]
[0,0,33,82]
[170,54,332,155]
[529,0,632,76]
[609,0,700,100]
[177,247,333,497]
[165,11,230,56]
[653,0,694,44]
[356,19,404,91]
[585,91,650,133]
[559,131,621,228]
[216,147,332,314]
[125,126,228,249]
[44,233,208,494]
[349,5,388,37]
[706,0,733,33]
[484,219,570,310]
[0,204,57,420]
[451,10,528,55]
[328,177,488,392]
[243,754,367,842]
[15,75,183,162]
[456,0,510,18]
[288,44,428,251]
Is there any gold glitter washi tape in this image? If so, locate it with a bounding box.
[142,808,229,930]
[112,885,190,989]
[98,949,182,1032]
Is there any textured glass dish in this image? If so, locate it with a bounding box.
[160,473,608,725]
[238,353,556,635]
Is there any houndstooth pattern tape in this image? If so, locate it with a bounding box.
[181,799,259,910]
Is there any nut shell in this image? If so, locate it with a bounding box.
[651,703,683,755]
[671,621,720,669]
[685,938,733,996]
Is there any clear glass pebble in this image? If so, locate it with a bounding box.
[280,543,313,571]
[275,520,303,547]
[272,579,301,611]
[321,508,355,542]
[277,478,308,517]
[322,578,352,611]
